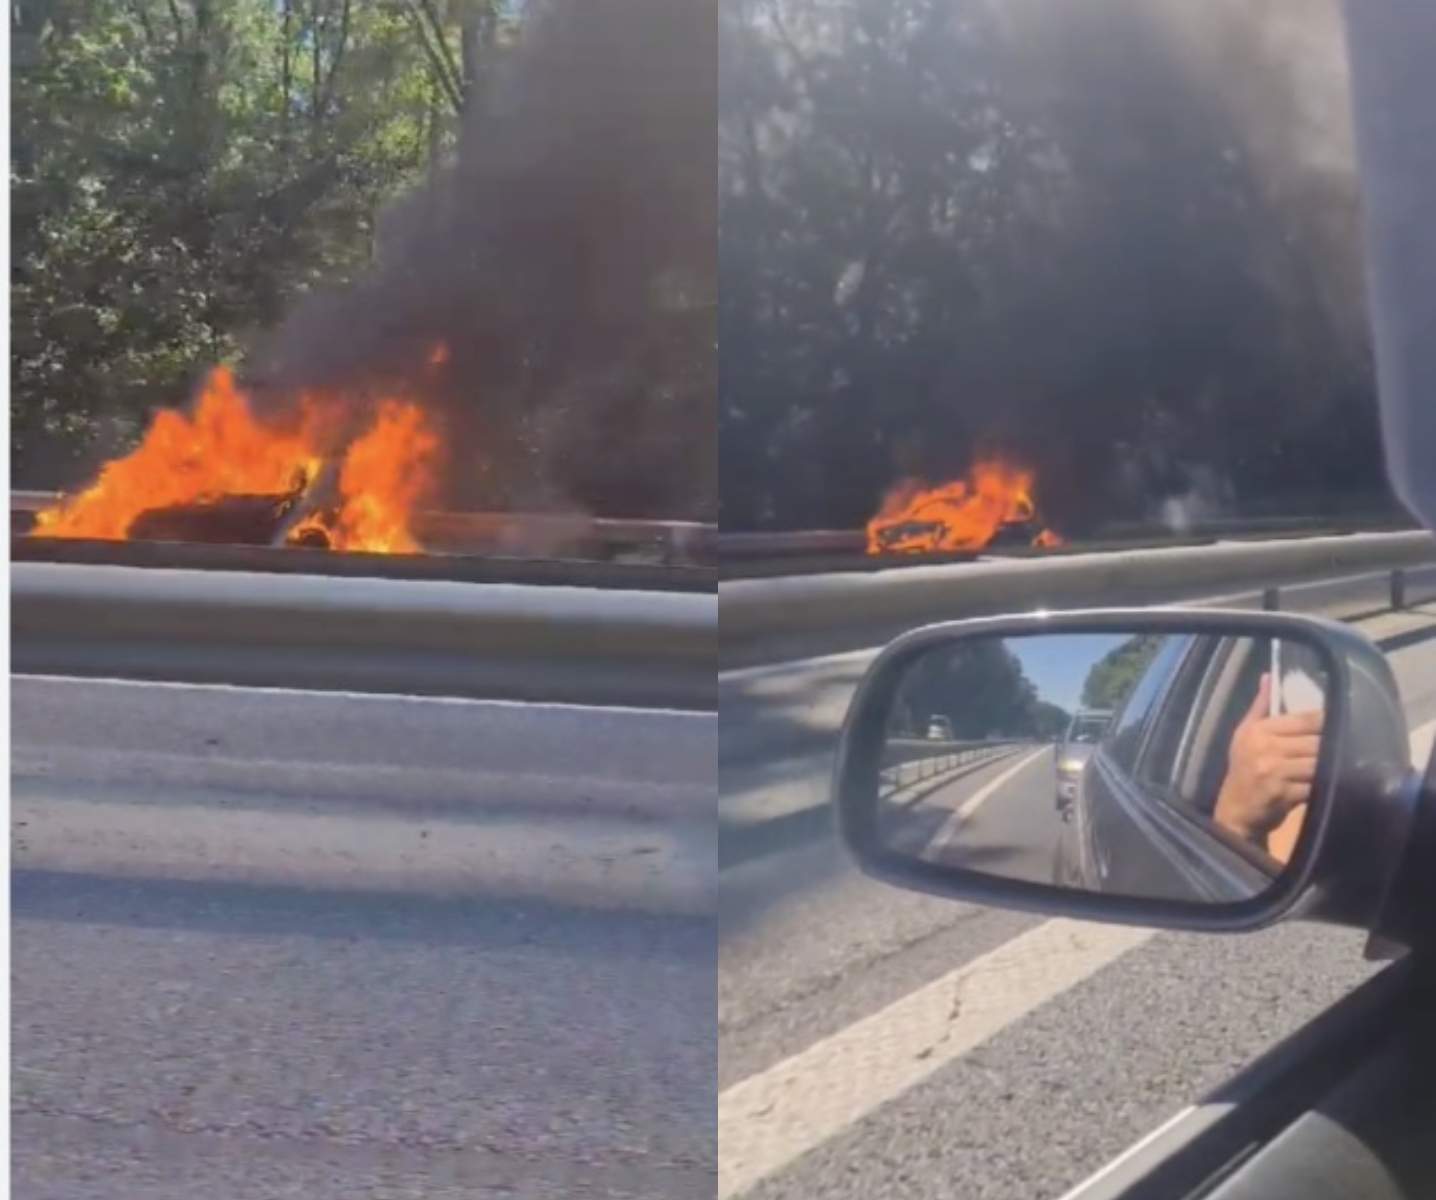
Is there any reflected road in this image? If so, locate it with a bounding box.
[884,746,1056,883]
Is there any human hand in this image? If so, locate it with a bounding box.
[1214,673,1324,849]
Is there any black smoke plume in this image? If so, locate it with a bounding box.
[251,0,716,521]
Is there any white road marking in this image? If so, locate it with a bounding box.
[952,745,1050,822]
[717,918,1155,1199]
[923,746,1050,858]
[718,717,1436,1198]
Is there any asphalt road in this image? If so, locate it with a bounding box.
[718,612,1436,1200]
[881,746,1057,885]
[12,677,717,1199]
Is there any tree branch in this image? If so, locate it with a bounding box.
[165,0,186,41]
[418,0,465,103]
[281,0,293,131]
[311,0,322,132]
[127,0,157,46]
[319,0,352,116]
[403,0,464,116]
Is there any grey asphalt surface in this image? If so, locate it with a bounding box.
[719,614,1436,1199]
[882,746,1058,885]
[12,678,717,1199]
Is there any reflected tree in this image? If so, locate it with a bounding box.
[893,640,1070,741]
[1081,634,1164,711]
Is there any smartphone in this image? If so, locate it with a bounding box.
[1270,639,1326,715]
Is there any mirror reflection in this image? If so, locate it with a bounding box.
[877,630,1330,902]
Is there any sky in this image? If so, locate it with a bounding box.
[1006,633,1130,713]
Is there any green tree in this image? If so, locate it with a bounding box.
[1031,700,1073,741]
[893,639,1062,740]
[11,0,509,485]
[1081,635,1164,711]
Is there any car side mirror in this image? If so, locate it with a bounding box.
[833,609,1418,942]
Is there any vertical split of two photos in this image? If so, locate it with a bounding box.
[11,3,1436,1200]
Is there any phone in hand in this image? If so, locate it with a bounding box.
[1270,639,1325,715]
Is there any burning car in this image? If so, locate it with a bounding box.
[30,366,442,554]
[866,459,1063,555]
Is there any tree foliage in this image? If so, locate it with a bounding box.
[719,0,1392,531]
[12,0,506,485]
[1081,635,1164,711]
[893,640,1070,741]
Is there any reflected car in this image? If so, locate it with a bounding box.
[1056,635,1287,902]
[1054,708,1112,814]
[926,715,955,741]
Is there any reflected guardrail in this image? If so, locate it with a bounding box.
[878,739,1024,799]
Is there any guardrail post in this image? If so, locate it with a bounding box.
[1262,587,1280,611]
[1392,568,1407,611]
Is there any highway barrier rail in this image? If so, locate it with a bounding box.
[13,562,717,710]
[14,532,1435,714]
[13,491,718,569]
[879,740,1022,798]
[718,514,1417,575]
[13,534,715,593]
[721,530,1436,668]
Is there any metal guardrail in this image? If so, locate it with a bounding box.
[878,740,1022,798]
[12,535,715,593]
[721,531,1436,668]
[12,562,716,710]
[717,515,1416,572]
[15,528,1433,712]
[12,491,718,566]
[719,529,867,559]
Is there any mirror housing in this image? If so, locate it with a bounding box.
[834,609,1417,942]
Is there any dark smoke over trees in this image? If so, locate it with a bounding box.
[257,0,717,520]
[14,0,716,522]
[719,0,1395,532]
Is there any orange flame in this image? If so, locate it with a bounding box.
[866,460,1064,554]
[292,400,442,554]
[33,367,441,554]
[33,368,322,542]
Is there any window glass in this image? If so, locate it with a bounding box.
[1104,635,1192,772]
[1136,636,1221,795]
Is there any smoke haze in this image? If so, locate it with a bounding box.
[252,0,717,520]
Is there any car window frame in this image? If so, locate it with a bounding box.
[1132,635,1224,796]
[1103,634,1198,774]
